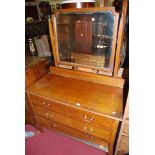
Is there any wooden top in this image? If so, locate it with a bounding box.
[27,73,123,120]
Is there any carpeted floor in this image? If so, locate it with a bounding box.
[25,125,106,155]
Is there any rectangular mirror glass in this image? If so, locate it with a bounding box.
[55,10,116,71]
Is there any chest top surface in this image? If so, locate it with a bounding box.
[27,73,123,120]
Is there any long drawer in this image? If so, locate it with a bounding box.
[35,115,109,149]
[33,104,111,142]
[30,94,115,130]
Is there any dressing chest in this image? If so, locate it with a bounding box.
[26,5,127,155]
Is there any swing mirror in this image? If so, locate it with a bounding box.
[52,8,119,73]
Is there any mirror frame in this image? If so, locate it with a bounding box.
[49,7,119,74]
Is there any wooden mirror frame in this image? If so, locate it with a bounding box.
[49,7,120,76]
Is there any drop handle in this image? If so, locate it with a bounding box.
[52,123,56,127]
[45,112,53,118]
[90,136,94,140]
[85,134,94,140]
[46,104,50,108]
[48,123,56,128]
[83,115,94,122]
[83,126,93,132]
[42,101,50,108]
[45,112,49,117]
[85,134,88,139]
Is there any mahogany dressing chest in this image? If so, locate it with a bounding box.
[26,6,126,155]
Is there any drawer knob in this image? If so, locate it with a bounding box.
[83,115,94,122]
[42,101,45,105]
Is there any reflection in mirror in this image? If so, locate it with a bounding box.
[56,11,114,69]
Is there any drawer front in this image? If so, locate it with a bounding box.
[35,115,109,148]
[33,105,111,142]
[30,94,115,130]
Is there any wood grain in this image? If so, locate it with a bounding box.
[33,105,111,141]
[30,93,116,130]
[114,0,128,77]
[49,17,59,66]
[35,115,109,148]
[27,73,123,120]
[27,72,124,155]
[50,66,124,88]
[25,57,49,125]
[25,59,49,89]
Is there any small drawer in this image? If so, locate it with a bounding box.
[35,115,109,148]
[29,94,115,130]
[122,120,129,136]
[33,105,111,142]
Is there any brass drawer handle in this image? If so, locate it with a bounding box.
[45,112,53,118]
[84,126,93,132]
[83,115,94,123]
[52,123,56,128]
[45,104,50,108]
[90,128,93,132]
[85,134,88,139]
[84,126,87,130]
[42,101,50,108]
[48,123,56,128]
[85,134,94,140]
[45,112,49,117]
[90,136,94,140]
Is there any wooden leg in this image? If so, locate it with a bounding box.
[108,144,113,155]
